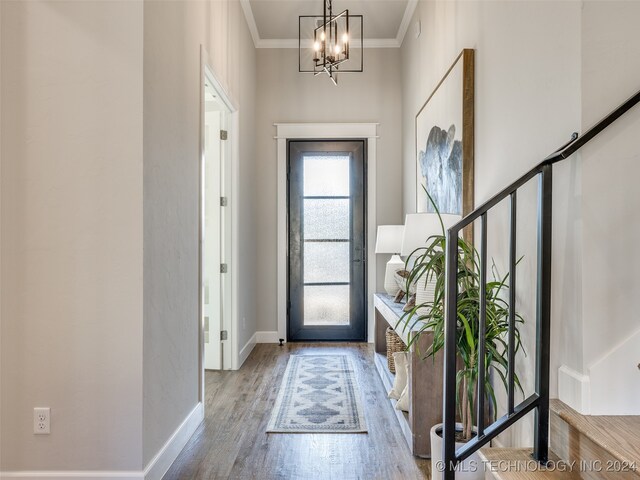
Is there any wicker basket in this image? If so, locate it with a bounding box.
[385,327,407,373]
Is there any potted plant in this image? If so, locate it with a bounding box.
[400,190,525,480]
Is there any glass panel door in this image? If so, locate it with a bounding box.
[288,141,366,341]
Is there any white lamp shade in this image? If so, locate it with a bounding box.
[375,225,404,254]
[400,213,461,256]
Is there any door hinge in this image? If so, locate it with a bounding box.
[220,330,228,341]
[220,130,228,140]
[220,263,228,274]
[220,197,228,207]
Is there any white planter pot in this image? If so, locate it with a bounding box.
[430,423,484,480]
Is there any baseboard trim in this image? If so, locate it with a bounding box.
[255,331,280,343]
[558,365,591,415]
[0,471,142,479]
[238,333,256,367]
[0,404,203,480]
[143,402,203,480]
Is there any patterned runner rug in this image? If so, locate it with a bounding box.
[266,355,368,433]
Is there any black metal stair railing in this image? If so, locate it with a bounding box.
[441,88,640,480]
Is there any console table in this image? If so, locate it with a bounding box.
[373,293,445,458]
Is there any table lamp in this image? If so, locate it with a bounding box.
[401,213,461,313]
[375,225,405,296]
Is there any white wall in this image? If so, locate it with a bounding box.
[0,0,258,473]
[142,0,257,467]
[402,0,640,440]
[1,0,144,470]
[254,48,403,336]
[401,0,582,446]
[580,0,640,415]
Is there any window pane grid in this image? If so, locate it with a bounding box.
[301,154,352,327]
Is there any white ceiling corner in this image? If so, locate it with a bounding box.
[396,0,418,45]
[240,0,262,47]
[241,0,418,49]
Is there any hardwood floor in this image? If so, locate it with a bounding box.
[550,399,640,479]
[164,343,431,480]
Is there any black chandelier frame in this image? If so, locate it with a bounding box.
[298,1,363,84]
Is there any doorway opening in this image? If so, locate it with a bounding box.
[287,140,367,341]
[199,51,238,385]
[202,80,228,370]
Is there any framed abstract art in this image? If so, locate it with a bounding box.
[415,49,474,239]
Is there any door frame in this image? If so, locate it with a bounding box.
[275,123,379,343]
[199,46,240,404]
[287,140,368,341]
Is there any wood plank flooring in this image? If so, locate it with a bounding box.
[550,399,640,478]
[164,343,430,480]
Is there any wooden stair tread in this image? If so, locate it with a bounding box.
[479,448,582,479]
[550,399,640,468]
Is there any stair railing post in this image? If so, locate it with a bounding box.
[533,164,552,464]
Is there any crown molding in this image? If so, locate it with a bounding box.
[396,0,418,47]
[241,0,413,50]
[239,0,261,47]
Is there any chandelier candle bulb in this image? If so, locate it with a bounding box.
[313,41,320,61]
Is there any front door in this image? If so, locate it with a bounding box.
[288,140,367,341]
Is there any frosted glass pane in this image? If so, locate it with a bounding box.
[304,285,350,325]
[303,156,350,197]
[304,242,350,283]
[304,199,350,240]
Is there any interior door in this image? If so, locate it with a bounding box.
[203,84,223,370]
[288,140,367,341]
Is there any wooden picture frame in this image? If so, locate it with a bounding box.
[415,49,474,240]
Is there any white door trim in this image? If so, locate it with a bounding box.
[275,123,379,343]
[199,45,241,401]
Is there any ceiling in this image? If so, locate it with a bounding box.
[241,0,417,48]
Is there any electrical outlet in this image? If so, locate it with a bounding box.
[34,407,50,434]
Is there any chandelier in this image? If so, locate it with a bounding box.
[299,0,363,85]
